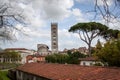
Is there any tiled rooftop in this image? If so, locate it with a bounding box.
[17,63,120,80]
[79,57,97,61]
[5,48,28,50]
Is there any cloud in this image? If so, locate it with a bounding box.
[32,0,74,20]
[75,0,92,3]
[58,29,86,50]
[1,0,104,51]
[72,8,91,22]
[15,0,75,28]
[96,0,113,6]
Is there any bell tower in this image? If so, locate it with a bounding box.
[51,23,58,53]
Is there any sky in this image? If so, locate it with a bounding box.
[0,0,119,51]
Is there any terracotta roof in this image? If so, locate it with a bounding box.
[16,63,120,80]
[5,48,28,50]
[26,55,45,59]
[79,57,97,61]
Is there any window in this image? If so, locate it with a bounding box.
[53,31,56,34]
[90,62,93,66]
[83,62,86,66]
[52,27,56,30]
[53,43,56,45]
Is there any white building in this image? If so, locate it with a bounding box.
[79,57,98,66]
[5,48,34,64]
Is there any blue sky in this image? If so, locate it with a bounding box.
[1,0,119,51]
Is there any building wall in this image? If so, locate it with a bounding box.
[37,44,49,56]
[80,61,96,66]
[20,52,31,64]
[51,23,58,53]
[16,70,50,80]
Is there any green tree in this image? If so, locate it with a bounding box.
[2,51,21,63]
[69,22,108,56]
[67,51,86,64]
[46,52,86,64]
[96,37,120,67]
[93,39,102,57]
[96,39,102,49]
[101,29,120,40]
[94,39,102,55]
[45,54,69,64]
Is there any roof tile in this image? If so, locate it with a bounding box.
[17,63,120,80]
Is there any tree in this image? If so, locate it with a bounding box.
[0,1,26,41]
[95,35,120,67]
[96,39,102,50]
[101,29,120,40]
[46,52,86,64]
[69,22,108,56]
[94,0,120,24]
[67,51,86,64]
[2,50,21,63]
[93,39,102,56]
[45,54,69,64]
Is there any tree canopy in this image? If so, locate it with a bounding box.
[101,29,120,40]
[45,51,86,64]
[95,37,120,67]
[69,22,109,56]
[69,22,120,56]
[1,50,21,63]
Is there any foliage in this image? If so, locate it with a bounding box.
[46,52,86,64]
[0,50,21,63]
[95,37,120,67]
[69,22,120,56]
[93,63,102,66]
[0,70,10,80]
[0,63,21,70]
[67,51,86,64]
[46,54,69,64]
[101,29,120,40]
[96,39,102,49]
[94,39,102,55]
[69,22,108,56]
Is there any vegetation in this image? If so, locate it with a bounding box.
[0,50,21,63]
[0,70,10,80]
[69,22,120,56]
[94,34,120,67]
[46,53,69,64]
[67,51,86,64]
[94,39,102,55]
[46,51,86,64]
[69,22,107,56]
[0,63,21,70]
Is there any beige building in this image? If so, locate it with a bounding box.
[4,48,34,64]
[51,23,58,53]
[37,44,50,56]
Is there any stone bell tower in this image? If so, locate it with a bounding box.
[51,23,58,53]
